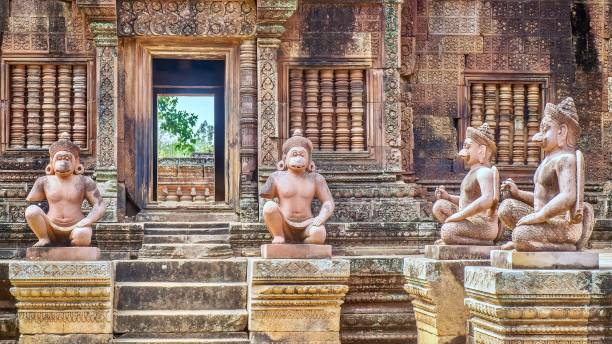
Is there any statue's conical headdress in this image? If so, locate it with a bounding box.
[49,132,80,158]
[466,123,496,154]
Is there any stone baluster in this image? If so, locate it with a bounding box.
[72,65,87,147]
[9,65,26,148]
[166,187,178,202]
[350,69,365,151]
[304,69,320,149]
[334,69,350,151]
[484,83,497,163]
[289,69,304,135]
[319,69,334,151]
[57,65,72,139]
[470,83,484,127]
[512,84,526,165]
[497,83,512,165]
[41,65,57,148]
[526,84,540,166]
[26,65,42,148]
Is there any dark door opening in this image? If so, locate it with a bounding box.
[152,59,225,203]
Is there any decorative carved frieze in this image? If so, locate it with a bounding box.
[465,267,612,344]
[249,258,350,343]
[9,261,113,336]
[117,0,256,37]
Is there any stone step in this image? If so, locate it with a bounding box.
[145,222,230,229]
[144,228,229,236]
[137,211,238,222]
[115,282,247,310]
[114,310,248,334]
[115,259,247,283]
[143,234,230,244]
[139,244,233,259]
[113,332,249,344]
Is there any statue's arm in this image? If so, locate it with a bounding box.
[446,194,460,205]
[26,177,47,202]
[259,174,277,199]
[80,177,107,227]
[447,169,494,222]
[514,189,535,206]
[314,174,335,225]
[535,157,576,221]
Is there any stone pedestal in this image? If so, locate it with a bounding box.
[9,261,113,343]
[248,258,350,343]
[403,245,498,344]
[261,244,332,259]
[464,256,611,344]
[26,247,101,261]
[491,250,599,269]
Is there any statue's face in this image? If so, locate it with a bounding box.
[53,151,77,177]
[285,147,309,172]
[533,117,559,153]
[458,138,486,166]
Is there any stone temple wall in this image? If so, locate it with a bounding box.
[402,0,610,189]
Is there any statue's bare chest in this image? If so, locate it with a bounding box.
[277,175,316,199]
[44,177,85,203]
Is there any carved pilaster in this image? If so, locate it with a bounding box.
[79,0,119,221]
[9,65,26,149]
[382,0,403,172]
[240,39,259,222]
[41,65,57,148]
[256,0,297,172]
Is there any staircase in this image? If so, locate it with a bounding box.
[138,222,233,259]
[113,259,249,343]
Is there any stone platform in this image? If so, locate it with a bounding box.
[404,245,497,344]
[248,258,350,343]
[9,260,113,343]
[26,247,101,261]
[261,244,332,259]
[465,266,611,343]
[491,250,600,269]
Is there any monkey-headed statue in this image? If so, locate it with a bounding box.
[260,130,334,245]
[25,133,107,247]
[499,97,594,251]
[433,123,501,245]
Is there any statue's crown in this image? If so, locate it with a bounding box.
[282,129,313,155]
[466,123,497,153]
[543,97,580,133]
[49,132,80,158]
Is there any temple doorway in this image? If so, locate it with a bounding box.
[152,59,225,204]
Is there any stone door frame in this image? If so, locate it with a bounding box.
[122,38,241,210]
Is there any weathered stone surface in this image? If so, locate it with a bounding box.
[114,259,247,283]
[404,257,489,344]
[115,282,247,310]
[0,261,18,342]
[113,332,250,343]
[248,259,350,341]
[250,331,340,344]
[341,257,416,344]
[114,310,248,333]
[261,244,332,259]
[26,246,101,261]
[19,334,112,344]
[9,261,113,334]
[491,250,600,270]
[465,267,612,343]
[425,245,499,260]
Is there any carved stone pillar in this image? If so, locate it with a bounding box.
[382,0,404,173]
[78,0,119,221]
[256,0,298,217]
[240,39,259,222]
